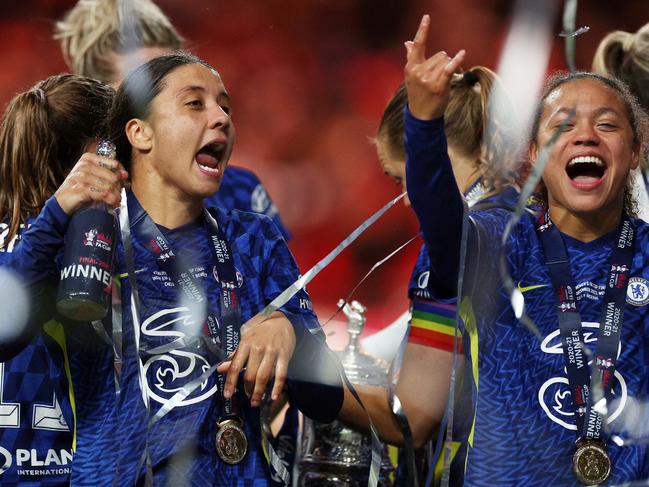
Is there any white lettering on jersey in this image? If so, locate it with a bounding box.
[32,393,69,432]
[0,446,72,477]
[0,223,28,254]
[0,364,19,428]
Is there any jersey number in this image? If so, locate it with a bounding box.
[0,363,68,431]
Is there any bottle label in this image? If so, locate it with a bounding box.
[57,207,115,321]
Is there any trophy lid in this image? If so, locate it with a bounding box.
[336,299,388,387]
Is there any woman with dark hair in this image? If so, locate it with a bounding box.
[5,52,340,485]
[396,14,649,486]
[55,0,291,240]
[0,74,124,485]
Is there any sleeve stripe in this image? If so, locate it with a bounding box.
[412,296,457,315]
[411,316,456,335]
[408,328,462,352]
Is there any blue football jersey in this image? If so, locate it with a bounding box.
[0,219,73,486]
[4,194,329,486]
[211,165,290,240]
[405,111,649,486]
[0,166,292,486]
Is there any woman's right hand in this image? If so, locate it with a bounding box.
[54,153,128,215]
[404,15,466,121]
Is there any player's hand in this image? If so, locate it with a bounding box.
[217,311,296,407]
[54,152,128,214]
[404,14,466,121]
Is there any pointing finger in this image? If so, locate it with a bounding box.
[408,14,430,64]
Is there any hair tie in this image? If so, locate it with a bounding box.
[463,71,479,86]
[30,88,48,106]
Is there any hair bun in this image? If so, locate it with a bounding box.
[463,71,480,86]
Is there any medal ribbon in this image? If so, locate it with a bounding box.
[126,195,290,482]
[537,211,634,441]
[118,191,406,485]
[127,194,240,417]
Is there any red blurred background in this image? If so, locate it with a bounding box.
[0,0,647,337]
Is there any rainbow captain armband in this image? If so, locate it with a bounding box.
[408,297,463,353]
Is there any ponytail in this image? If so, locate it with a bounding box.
[445,66,518,190]
[375,67,519,192]
[593,25,649,114]
[0,74,114,249]
[0,88,57,247]
[592,30,631,77]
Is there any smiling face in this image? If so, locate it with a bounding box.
[134,63,235,201]
[532,77,639,223]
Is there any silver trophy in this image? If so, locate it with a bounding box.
[297,300,395,486]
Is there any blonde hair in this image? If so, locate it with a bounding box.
[0,75,114,246]
[377,66,518,191]
[592,24,649,113]
[55,0,183,84]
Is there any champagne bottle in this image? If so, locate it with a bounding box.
[56,141,117,321]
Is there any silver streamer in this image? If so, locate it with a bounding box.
[250,192,407,324]
[321,234,418,328]
[119,188,154,486]
[437,205,471,487]
[113,189,406,486]
[561,0,578,71]
[260,400,291,486]
[499,112,574,341]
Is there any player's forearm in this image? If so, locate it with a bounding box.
[404,110,464,298]
[338,383,408,446]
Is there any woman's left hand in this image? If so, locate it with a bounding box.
[217,311,296,407]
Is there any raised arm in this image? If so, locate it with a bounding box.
[404,15,466,299]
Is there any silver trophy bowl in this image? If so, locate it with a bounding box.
[297,300,395,486]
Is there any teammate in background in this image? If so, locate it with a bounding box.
[55,0,290,239]
[398,14,649,485]
[592,23,649,222]
[592,23,649,113]
[3,52,341,485]
[353,67,519,484]
[341,48,517,481]
[0,75,121,484]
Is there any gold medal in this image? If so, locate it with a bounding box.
[216,417,248,464]
[572,439,611,486]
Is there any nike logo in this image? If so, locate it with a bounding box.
[517,281,549,294]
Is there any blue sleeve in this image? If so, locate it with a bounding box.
[262,222,343,422]
[208,166,292,241]
[404,109,465,298]
[0,197,69,359]
[4,196,68,285]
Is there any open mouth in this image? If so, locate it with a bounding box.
[195,141,226,176]
[565,155,607,184]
